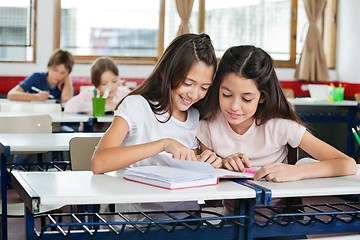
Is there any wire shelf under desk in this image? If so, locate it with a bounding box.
[254,201,360,238]
[31,209,250,240]
[28,202,360,239]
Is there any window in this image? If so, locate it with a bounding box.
[54,0,336,68]
[0,0,36,62]
[204,0,293,61]
[164,0,199,48]
[57,0,162,63]
[201,0,336,68]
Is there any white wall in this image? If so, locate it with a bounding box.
[336,0,360,83]
[0,0,353,82]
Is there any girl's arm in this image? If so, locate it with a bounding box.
[91,116,198,174]
[7,85,49,101]
[60,75,73,102]
[295,130,357,178]
[197,142,223,168]
[255,130,357,182]
[64,91,92,113]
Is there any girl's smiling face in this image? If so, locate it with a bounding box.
[170,61,214,121]
[219,73,263,134]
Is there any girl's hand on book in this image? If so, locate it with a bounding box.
[163,138,197,161]
[254,162,300,182]
[222,153,251,172]
[197,150,222,168]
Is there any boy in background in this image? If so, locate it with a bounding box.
[7,49,74,102]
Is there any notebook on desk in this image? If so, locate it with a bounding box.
[124,158,256,190]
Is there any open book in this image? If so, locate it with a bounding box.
[124,158,257,190]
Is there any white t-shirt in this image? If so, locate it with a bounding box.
[197,111,306,167]
[114,95,200,220]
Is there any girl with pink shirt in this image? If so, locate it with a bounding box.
[197,46,357,239]
[197,45,356,181]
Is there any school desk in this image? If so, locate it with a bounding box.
[288,98,359,157]
[245,165,360,238]
[11,170,256,240]
[0,112,107,132]
[0,132,104,240]
[10,168,360,240]
[0,112,90,123]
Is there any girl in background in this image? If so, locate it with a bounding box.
[65,57,130,114]
[91,33,220,221]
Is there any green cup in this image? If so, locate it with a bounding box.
[92,98,106,116]
[333,87,344,102]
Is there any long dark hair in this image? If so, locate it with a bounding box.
[201,45,302,125]
[117,33,217,122]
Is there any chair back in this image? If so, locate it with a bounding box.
[0,115,52,133]
[282,88,295,99]
[355,93,360,102]
[0,102,62,113]
[69,137,101,171]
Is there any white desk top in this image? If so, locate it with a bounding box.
[0,112,91,123]
[11,171,255,212]
[249,165,360,198]
[0,132,104,154]
[95,115,114,123]
[288,98,358,106]
[0,99,57,104]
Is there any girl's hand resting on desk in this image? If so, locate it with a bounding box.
[254,162,301,182]
[223,153,251,172]
[197,150,222,168]
[163,138,197,161]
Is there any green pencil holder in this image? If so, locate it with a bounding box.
[92,98,106,117]
[333,87,344,102]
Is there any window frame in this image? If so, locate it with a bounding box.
[53,0,336,68]
[0,0,37,63]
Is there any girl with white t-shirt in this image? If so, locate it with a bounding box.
[91,33,220,220]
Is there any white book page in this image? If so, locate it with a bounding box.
[216,168,255,178]
[167,158,217,176]
[125,165,213,183]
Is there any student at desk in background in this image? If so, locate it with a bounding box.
[64,57,130,114]
[92,33,220,221]
[196,45,357,220]
[7,49,74,102]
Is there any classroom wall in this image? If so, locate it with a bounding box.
[336,0,360,83]
[0,0,357,83]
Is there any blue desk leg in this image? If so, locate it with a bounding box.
[1,154,8,240]
[234,199,255,240]
[25,207,34,240]
[84,117,95,132]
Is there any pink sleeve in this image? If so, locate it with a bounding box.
[115,87,131,102]
[64,90,93,113]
